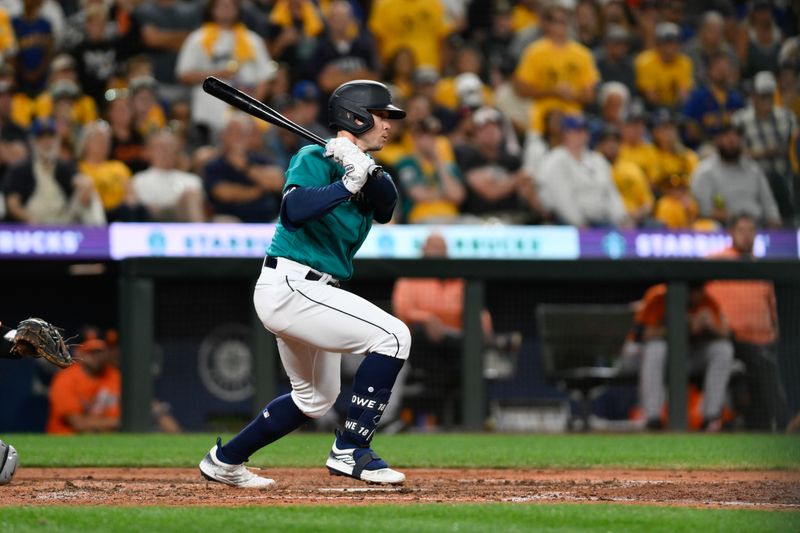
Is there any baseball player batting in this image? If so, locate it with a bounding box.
[199,80,409,487]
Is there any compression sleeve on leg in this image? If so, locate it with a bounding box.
[280,180,352,231]
[361,169,398,224]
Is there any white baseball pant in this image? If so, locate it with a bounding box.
[640,338,735,420]
[253,257,411,419]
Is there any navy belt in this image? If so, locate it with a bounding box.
[264,256,339,286]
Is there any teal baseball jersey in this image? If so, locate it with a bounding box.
[267,145,371,280]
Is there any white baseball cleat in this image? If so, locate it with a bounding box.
[326,432,405,485]
[199,441,275,489]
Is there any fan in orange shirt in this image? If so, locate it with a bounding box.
[392,233,521,422]
[47,333,121,435]
[705,214,788,430]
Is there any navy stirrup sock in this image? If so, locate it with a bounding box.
[217,393,310,465]
[340,353,405,448]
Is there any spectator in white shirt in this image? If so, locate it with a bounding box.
[538,114,629,227]
[132,130,205,222]
[175,0,276,139]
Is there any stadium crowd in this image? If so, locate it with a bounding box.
[0,0,798,228]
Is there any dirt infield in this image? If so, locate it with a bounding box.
[3,468,799,509]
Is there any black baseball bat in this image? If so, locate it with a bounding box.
[202,77,326,147]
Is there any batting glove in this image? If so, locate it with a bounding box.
[325,138,378,194]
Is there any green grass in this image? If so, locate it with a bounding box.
[4,433,799,470]
[1,504,798,533]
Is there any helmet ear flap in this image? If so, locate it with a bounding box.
[331,99,374,135]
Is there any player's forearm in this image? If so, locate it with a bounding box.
[280,181,352,230]
[361,170,397,223]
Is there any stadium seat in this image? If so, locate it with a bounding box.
[535,304,637,431]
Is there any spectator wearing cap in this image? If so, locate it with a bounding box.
[3,118,105,224]
[33,54,98,128]
[594,25,636,97]
[176,0,276,140]
[513,3,599,134]
[591,81,630,139]
[394,116,465,224]
[69,3,120,107]
[47,331,121,435]
[682,53,745,149]
[288,80,330,142]
[11,0,53,97]
[204,113,284,223]
[595,125,653,227]
[734,71,798,224]
[739,1,783,81]
[651,110,699,195]
[434,45,494,112]
[684,11,740,87]
[635,22,694,110]
[537,114,627,227]
[77,120,148,222]
[368,0,451,70]
[618,107,659,184]
[454,107,542,224]
[132,129,205,222]
[313,0,379,124]
[135,0,202,96]
[690,123,781,228]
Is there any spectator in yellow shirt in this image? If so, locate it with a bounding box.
[368,0,451,70]
[651,109,699,193]
[653,173,699,229]
[513,3,599,133]
[595,125,653,227]
[618,107,659,183]
[635,22,693,109]
[77,120,148,222]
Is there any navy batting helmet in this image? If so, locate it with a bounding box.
[328,80,406,135]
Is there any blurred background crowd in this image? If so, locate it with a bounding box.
[0,0,798,229]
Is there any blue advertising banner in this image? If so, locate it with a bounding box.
[0,223,798,261]
[579,228,799,259]
[0,224,109,260]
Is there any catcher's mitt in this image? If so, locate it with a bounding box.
[10,318,73,368]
